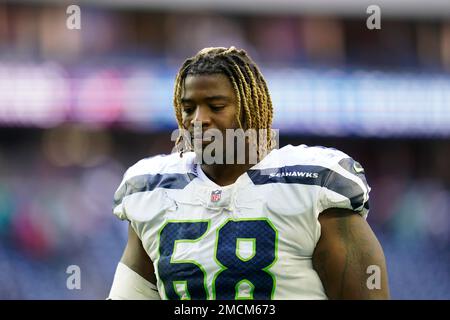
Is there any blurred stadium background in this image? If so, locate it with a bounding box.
[0,0,449,299]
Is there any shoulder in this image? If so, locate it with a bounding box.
[121,152,196,183]
[268,144,370,215]
[253,144,368,188]
[257,144,351,169]
[113,152,196,214]
[265,144,351,169]
[125,152,190,176]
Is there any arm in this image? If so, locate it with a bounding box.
[121,223,156,284]
[312,208,390,299]
[108,224,160,299]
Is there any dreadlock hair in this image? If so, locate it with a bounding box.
[173,46,275,161]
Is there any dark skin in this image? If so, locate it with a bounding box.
[314,208,390,299]
[181,73,253,186]
[119,74,390,299]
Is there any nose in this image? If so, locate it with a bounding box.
[191,105,211,128]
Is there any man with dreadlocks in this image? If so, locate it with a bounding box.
[108,47,390,300]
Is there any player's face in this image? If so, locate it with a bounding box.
[181,73,240,148]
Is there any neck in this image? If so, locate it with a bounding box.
[196,142,271,186]
[200,162,254,187]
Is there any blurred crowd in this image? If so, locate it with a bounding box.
[1,3,450,71]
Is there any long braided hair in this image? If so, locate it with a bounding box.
[173,46,275,161]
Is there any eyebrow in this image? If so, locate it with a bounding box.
[205,95,230,102]
[180,95,230,104]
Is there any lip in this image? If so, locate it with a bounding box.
[188,128,218,147]
[191,138,213,145]
[190,137,215,147]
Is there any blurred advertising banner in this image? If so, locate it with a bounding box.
[0,62,449,137]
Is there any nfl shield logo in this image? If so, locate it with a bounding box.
[210,190,222,202]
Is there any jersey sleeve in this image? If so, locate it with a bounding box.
[318,156,370,219]
[113,168,132,221]
[111,154,186,224]
[112,157,156,221]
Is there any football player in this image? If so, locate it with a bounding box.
[108,47,390,300]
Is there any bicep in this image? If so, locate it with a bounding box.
[120,223,156,284]
[312,208,390,299]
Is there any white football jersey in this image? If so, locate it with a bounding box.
[113,144,370,300]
